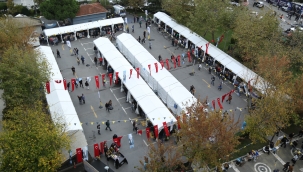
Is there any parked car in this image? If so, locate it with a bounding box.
[281,6,289,12]
[253,1,264,8]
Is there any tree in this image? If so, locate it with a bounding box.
[0,102,71,171]
[0,46,50,112]
[40,0,79,21]
[136,141,185,172]
[127,0,144,14]
[177,101,240,170]
[243,56,296,143]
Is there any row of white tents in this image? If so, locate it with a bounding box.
[93,37,177,130]
[37,46,88,161]
[116,33,197,116]
[153,12,266,93]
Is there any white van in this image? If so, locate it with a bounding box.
[113,5,126,17]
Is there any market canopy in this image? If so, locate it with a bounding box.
[94,37,176,130]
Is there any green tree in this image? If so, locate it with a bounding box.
[127,0,144,13]
[0,46,50,112]
[0,102,71,171]
[40,0,79,21]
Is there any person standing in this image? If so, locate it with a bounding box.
[132,25,134,33]
[288,164,294,172]
[226,94,232,104]
[145,22,148,29]
[85,80,89,89]
[97,124,101,135]
[190,85,195,95]
[143,30,146,39]
[71,66,75,75]
[158,55,162,62]
[283,162,290,171]
[133,120,136,131]
[211,76,215,86]
[138,36,141,43]
[139,19,142,28]
[76,48,79,57]
[105,120,112,131]
[79,78,83,88]
[77,57,80,65]
[82,94,85,104]
[67,82,70,91]
[218,82,222,91]
[94,57,98,67]
[56,49,61,58]
[280,136,288,148]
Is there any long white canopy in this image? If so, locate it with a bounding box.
[153,12,267,92]
[43,17,124,37]
[93,38,177,130]
[116,33,196,115]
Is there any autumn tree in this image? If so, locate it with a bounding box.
[40,0,79,21]
[162,0,194,26]
[0,102,71,171]
[243,56,296,143]
[136,141,185,172]
[177,101,240,170]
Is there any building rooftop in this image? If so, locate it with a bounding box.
[76,3,108,17]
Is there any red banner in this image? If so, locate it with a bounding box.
[101,74,106,86]
[177,116,181,129]
[187,52,191,62]
[109,73,113,86]
[137,130,142,135]
[166,59,170,70]
[113,136,122,148]
[173,59,176,68]
[163,122,170,137]
[129,69,133,79]
[146,127,150,140]
[177,55,181,67]
[217,98,223,109]
[212,100,216,110]
[136,67,140,79]
[206,42,210,55]
[100,142,104,154]
[63,79,67,90]
[115,72,119,84]
[222,93,227,102]
[154,63,158,73]
[46,81,50,94]
[160,61,164,69]
[154,125,158,139]
[71,78,76,91]
[93,143,100,157]
[95,76,99,89]
[148,64,151,75]
[76,148,83,163]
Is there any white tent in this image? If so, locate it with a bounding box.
[153,12,267,93]
[36,46,87,161]
[117,33,196,116]
[94,38,176,130]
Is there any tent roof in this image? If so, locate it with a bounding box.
[94,38,176,129]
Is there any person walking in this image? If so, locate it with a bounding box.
[226,94,232,104]
[141,37,145,44]
[283,162,290,171]
[138,36,141,43]
[85,80,89,89]
[67,82,70,91]
[94,57,98,67]
[82,94,85,104]
[79,78,83,88]
[97,124,101,135]
[56,49,61,58]
[209,66,212,74]
[77,57,80,65]
[139,19,142,28]
[143,30,146,39]
[76,48,79,56]
[211,76,215,86]
[190,85,195,95]
[81,55,85,65]
[71,66,75,75]
[218,82,222,91]
[158,55,162,62]
[280,136,288,148]
[77,95,83,104]
[105,120,112,131]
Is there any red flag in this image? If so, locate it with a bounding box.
[100,142,104,154]
[206,42,210,55]
[217,98,223,109]
[212,100,216,110]
[101,74,106,86]
[160,61,164,69]
[177,55,181,67]
[63,79,67,90]
[163,122,170,137]
[95,76,99,89]
[166,59,170,70]
[219,34,224,44]
[109,73,113,86]
[71,78,76,91]
[222,93,227,102]
[76,148,83,163]
[154,63,158,73]
[129,69,133,79]
[177,116,181,129]
[136,67,140,79]
[93,143,100,157]
[154,125,158,139]
[229,89,235,95]
[117,136,123,147]
[137,130,142,135]
[148,64,151,75]
[173,59,176,68]
[146,127,150,140]
[55,80,61,83]
[115,72,119,84]
[187,52,191,62]
[46,81,50,94]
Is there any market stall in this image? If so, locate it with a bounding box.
[104,143,128,169]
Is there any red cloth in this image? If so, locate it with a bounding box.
[136,67,140,78]
[76,148,83,163]
[115,72,119,84]
[109,73,113,86]
[154,125,158,138]
[212,100,216,110]
[217,98,223,109]
[137,130,142,135]
[173,59,176,68]
[129,69,133,79]
[95,76,99,89]
[46,81,50,94]
[113,136,123,147]
[93,144,100,157]
[63,79,67,90]
[177,55,181,67]
[160,61,164,69]
[206,42,210,54]
[146,127,150,140]
[187,52,191,62]
[100,142,104,154]
[71,78,76,91]
[154,63,158,73]
[166,59,170,70]
[163,122,170,137]
[222,93,227,102]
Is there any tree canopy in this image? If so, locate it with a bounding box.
[40,0,79,21]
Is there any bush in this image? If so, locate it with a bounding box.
[0,2,7,12]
